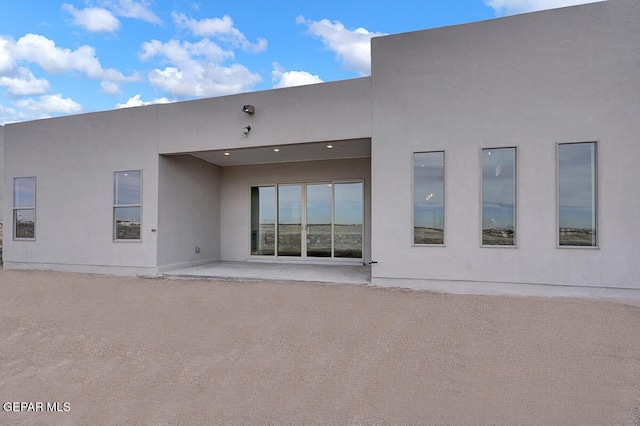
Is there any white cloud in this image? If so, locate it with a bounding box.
[1,34,138,102]
[62,1,161,32]
[140,38,262,97]
[271,62,323,89]
[0,67,51,96]
[100,81,122,95]
[141,39,233,64]
[62,4,121,33]
[0,38,16,74]
[15,94,82,114]
[296,15,386,76]
[115,93,170,108]
[147,63,261,97]
[0,37,50,97]
[110,0,163,24]
[0,103,26,125]
[484,0,603,15]
[172,12,267,53]
[14,34,140,85]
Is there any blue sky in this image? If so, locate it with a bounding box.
[0,0,600,125]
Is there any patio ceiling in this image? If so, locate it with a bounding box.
[180,138,371,167]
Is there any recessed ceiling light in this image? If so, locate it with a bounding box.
[224,151,230,156]
[273,147,280,152]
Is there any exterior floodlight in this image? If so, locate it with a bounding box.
[242,105,255,115]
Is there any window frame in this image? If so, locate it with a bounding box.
[480,146,518,248]
[556,141,599,249]
[412,150,446,247]
[13,176,36,241]
[249,180,364,260]
[113,170,143,242]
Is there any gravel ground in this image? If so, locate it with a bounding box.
[1,268,639,425]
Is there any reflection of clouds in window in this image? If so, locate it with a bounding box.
[413,152,444,229]
[278,185,302,224]
[14,177,36,207]
[258,186,276,224]
[482,148,515,231]
[558,142,597,247]
[115,207,141,223]
[115,171,142,205]
[13,177,36,239]
[15,209,36,222]
[335,183,362,226]
[114,170,142,240]
[307,184,332,224]
[558,143,596,229]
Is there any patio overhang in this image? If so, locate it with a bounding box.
[165,138,371,167]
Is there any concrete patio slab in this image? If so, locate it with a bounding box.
[163,261,371,284]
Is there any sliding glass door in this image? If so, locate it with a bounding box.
[306,184,333,257]
[277,185,302,256]
[333,182,363,258]
[251,182,363,260]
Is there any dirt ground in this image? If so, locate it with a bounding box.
[1,269,639,426]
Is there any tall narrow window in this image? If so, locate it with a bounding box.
[482,147,516,246]
[414,152,445,245]
[558,142,597,247]
[251,186,276,255]
[13,177,36,240]
[114,170,142,241]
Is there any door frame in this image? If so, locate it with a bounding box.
[250,180,364,263]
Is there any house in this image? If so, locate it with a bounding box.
[3,0,639,298]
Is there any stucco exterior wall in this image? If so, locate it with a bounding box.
[2,1,637,297]
[220,158,372,263]
[156,78,372,154]
[157,155,221,270]
[3,107,160,275]
[370,0,640,293]
[0,125,4,233]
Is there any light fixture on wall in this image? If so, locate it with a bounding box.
[326,144,333,149]
[273,147,280,152]
[242,105,255,115]
[224,151,230,156]
[242,125,251,138]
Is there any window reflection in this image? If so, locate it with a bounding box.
[413,152,444,244]
[278,185,302,256]
[13,177,36,240]
[14,177,36,208]
[558,142,597,246]
[114,170,142,240]
[482,147,516,246]
[114,171,142,205]
[251,186,276,255]
[252,182,363,259]
[306,184,333,257]
[114,207,141,240]
[334,182,363,258]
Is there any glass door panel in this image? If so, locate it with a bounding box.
[278,185,302,256]
[334,182,363,258]
[306,184,333,257]
[251,186,275,255]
